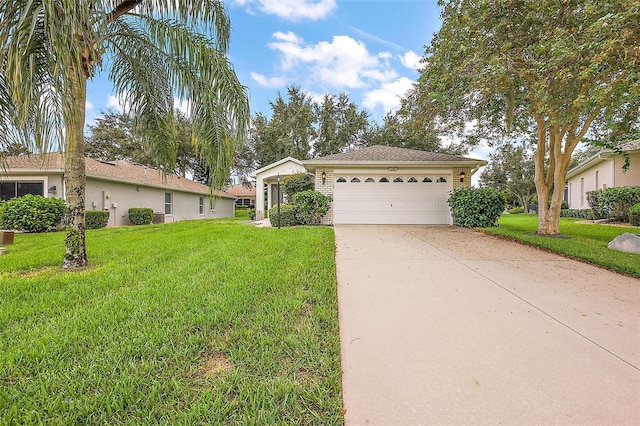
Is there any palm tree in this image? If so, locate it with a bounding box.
[0,1,249,269]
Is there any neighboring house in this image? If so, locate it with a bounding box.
[1,153,235,226]
[225,183,256,207]
[566,141,640,209]
[252,145,487,225]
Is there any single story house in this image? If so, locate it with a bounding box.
[566,141,640,209]
[252,145,487,225]
[225,183,256,207]
[1,153,236,226]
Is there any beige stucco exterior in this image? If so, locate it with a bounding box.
[566,151,640,209]
[1,154,235,227]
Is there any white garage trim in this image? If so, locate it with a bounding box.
[333,174,453,225]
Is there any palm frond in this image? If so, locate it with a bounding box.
[104,15,249,189]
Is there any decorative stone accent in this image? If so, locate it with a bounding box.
[315,169,334,225]
[607,233,640,254]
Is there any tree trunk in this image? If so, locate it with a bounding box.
[62,75,88,269]
[533,119,579,236]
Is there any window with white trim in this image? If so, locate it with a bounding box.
[165,192,173,214]
[0,181,44,201]
[199,197,204,215]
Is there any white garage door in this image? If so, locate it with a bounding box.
[333,174,453,224]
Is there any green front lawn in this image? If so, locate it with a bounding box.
[0,221,342,424]
[481,214,640,277]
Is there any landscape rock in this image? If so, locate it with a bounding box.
[607,233,640,254]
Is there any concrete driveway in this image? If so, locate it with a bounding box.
[335,225,640,425]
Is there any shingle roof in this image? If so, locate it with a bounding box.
[224,183,256,197]
[304,145,479,163]
[3,153,232,198]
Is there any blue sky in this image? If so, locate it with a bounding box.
[84,1,489,179]
[85,0,443,125]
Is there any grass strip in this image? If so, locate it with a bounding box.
[481,214,640,278]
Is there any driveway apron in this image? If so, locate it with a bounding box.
[335,225,640,425]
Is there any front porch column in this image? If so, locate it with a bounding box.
[255,176,265,220]
[266,182,272,215]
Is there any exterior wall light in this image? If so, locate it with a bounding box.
[459,171,466,183]
[321,170,327,185]
[48,185,56,193]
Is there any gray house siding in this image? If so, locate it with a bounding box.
[85,178,234,227]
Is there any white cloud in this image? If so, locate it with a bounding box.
[362,77,413,113]
[106,94,125,112]
[267,32,392,89]
[234,0,336,21]
[399,50,422,71]
[85,101,94,111]
[251,72,287,88]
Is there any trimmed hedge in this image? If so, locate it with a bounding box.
[508,206,524,214]
[629,203,640,227]
[0,194,65,233]
[128,208,154,225]
[292,190,332,225]
[448,187,507,228]
[587,186,640,221]
[86,210,110,229]
[268,204,296,227]
[560,208,594,219]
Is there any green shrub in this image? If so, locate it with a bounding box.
[128,207,154,225]
[588,186,640,221]
[629,203,640,227]
[268,204,297,227]
[448,188,507,228]
[248,208,256,220]
[292,190,332,225]
[561,200,569,209]
[560,209,594,219]
[283,173,314,200]
[86,210,110,229]
[508,206,524,214]
[0,195,65,233]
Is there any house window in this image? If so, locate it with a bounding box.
[199,197,204,215]
[408,177,418,183]
[350,177,361,183]
[165,192,173,214]
[436,177,447,183]
[393,177,403,182]
[337,177,347,183]
[365,177,375,182]
[422,177,432,183]
[379,177,389,183]
[0,181,44,201]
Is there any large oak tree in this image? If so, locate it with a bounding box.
[0,1,249,268]
[417,0,639,234]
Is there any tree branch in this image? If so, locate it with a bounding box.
[108,0,143,23]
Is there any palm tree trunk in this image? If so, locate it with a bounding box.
[62,75,88,269]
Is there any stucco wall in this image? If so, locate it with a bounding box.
[86,178,234,227]
[567,152,640,209]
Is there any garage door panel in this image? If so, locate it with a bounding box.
[333,175,452,225]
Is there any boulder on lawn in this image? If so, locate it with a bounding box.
[607,233,640,254]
